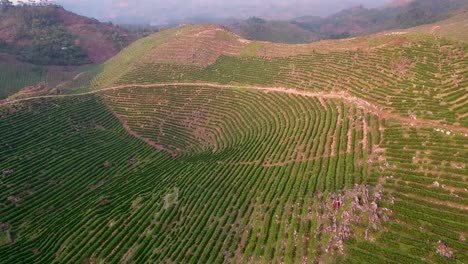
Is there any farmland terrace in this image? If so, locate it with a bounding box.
[0,24,466,263]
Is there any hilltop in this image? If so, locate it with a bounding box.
[0,4,136,65]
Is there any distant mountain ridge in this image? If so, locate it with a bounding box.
[229,0,468,43]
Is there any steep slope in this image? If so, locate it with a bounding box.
[0,4,135,64]
[54,6,135,63]
[93,25,249,88]
[0,4,136,99]
[0,87,383,263]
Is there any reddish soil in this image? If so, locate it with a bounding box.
[0,6,136,64]
[55,7,136,63]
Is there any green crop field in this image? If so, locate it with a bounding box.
[1,86,466,263]
[1,23,467,263]
[91,29,467,127]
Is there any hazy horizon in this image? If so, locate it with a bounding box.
[48,0,393,25]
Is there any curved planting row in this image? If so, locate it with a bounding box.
[99,86,372,171]
[0,87,380,263]
[1,84,465,263]
[106,35,467,127]
[349,120,468,263]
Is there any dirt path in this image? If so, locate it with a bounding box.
[2,82,468,134]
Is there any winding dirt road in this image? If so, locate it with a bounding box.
[2,82,467,134]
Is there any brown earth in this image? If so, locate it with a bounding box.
[56,7,136,63]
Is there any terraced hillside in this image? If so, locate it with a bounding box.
[1,85,466,263]
[90,25,467,128]
[1,24,467,263]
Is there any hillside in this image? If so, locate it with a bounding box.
[0,24,467,263]
[87,25,467,127]
[0,4,137,100]
[0,4,135,64]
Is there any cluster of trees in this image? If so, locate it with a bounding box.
[1,2,91,65]
[16,6,90,65]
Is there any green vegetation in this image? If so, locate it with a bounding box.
[362,120,468,263]
[43,65,102,94]
[229,17,319,44]
[0,231,7,246]
[1,84,465,262]
[0,4,136,66]
[92,26,189,88]
[0,22,466,263]
[0,62,45,99]
[0,62,100,100]
[12,5,90,65]
[0,90,374,262]
[241,42,264,56]
[94,33,468,126]
[396,0,463,28]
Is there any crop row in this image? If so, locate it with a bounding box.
[0,87,376,263]
[100,37,467,126]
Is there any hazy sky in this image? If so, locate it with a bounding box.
[51,0,392,24]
